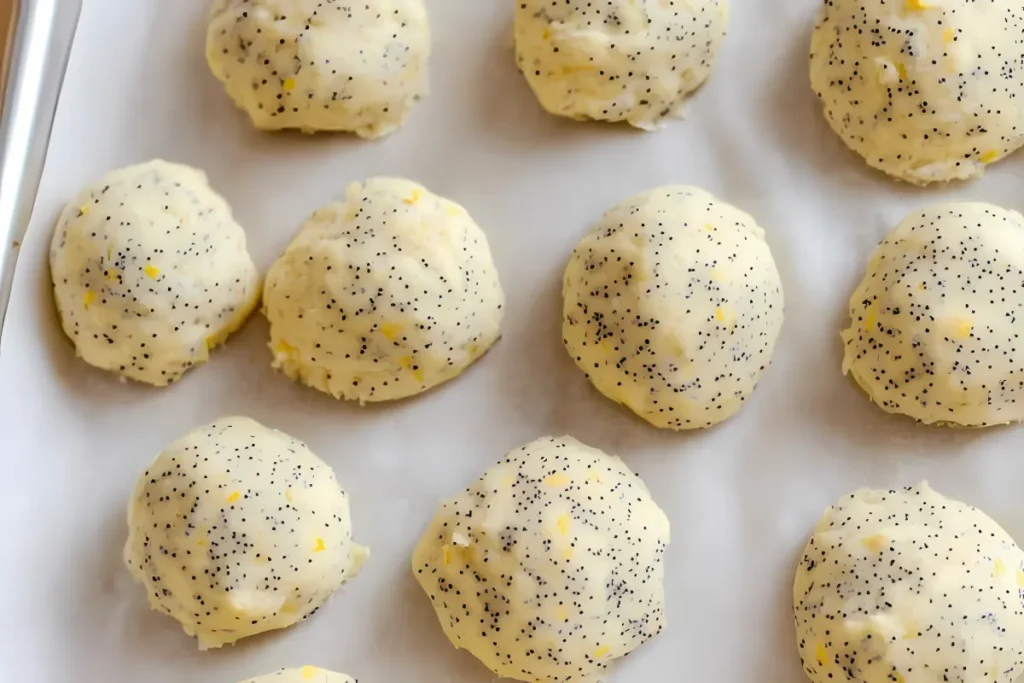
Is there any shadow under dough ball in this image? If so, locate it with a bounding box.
[262,177,505,403]
[562,185,784,430]
[412,435,670,683]
[810,0,1024,184]
[124,416,368,649]
[794,482,1024,683]
[842,202,1024,426]
[514,0,727,130]
[206,0,430,139]
[49,160,260,386]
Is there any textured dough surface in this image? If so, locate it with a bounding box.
[562,185,784,430]
[206,0,430,139]
[49,160,260,386]
[515,0,727,130]
[842,202,1024,426]
[263,177,504,403]
[810,0,1024,185]
[124,416,368,649]
[412,435,670,683]
[238,667,354,683]
[794,482,1024,683]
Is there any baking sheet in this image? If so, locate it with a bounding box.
[6,1,1024,681]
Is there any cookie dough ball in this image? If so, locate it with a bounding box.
[794,482,1024,683]
[810,0,1024,184]
[563,186,784,430]
[238,667,354,683]
[263,177,504,403]
[206,0,430,139]
[412,436,670,682]
[514,0,727,130]
[124,417,368,649]
[842,203,1024,426]
[49,160,260,386]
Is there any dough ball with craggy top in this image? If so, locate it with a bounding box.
[263,177,504,403]
[412,435,670,683]
[794,482,1024,683]
[124,417,368,649]
[810,0,1024,184]
[238,667,354,683]
[514,0,727,130]
[842,202,1024,426]
[206,0,430,139]
[49,160,260,386]
[562,185,784,430]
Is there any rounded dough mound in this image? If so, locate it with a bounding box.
[514,0,727,130]
[263,177,504,403]
[794,482,1024,683]
[49,160,260,386]
[562,186,784,430]
[206,0,430,139]
[810,0,1024,185]
[238,667,354,683]
[842,202,1024,426]
[412,436,670,683]
[124,416,368,649]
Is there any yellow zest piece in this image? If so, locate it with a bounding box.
[79,204,90,216]
[282,77,297,91]
[275,339,296,356]
[593,645,611,659]
[917,281,926,291]
[204,335,217,350]
[561,64,595,76]
[313,537,326,552]
[862,534,888,553]
[556,514,571,536]
[896,63,908,82]
[815,642,828,666]
[704,223,715,232]
[442,544,452,565]
[586,469,602,484]
[1016,569,1024,587]
[894,674,906,683]
[555,605,568,622]
[541,27,552,41]
[980,150,1000,164]
[226,491,240,503]
[402,189,423,205]
[994,558,1006,578]
[953,319,973,340]
[380,322,404,341]
[195,538,208,547]
[905,0,929,10]
[397,355,425,382]
[300,666,319,680]
[82,291,96,308]
[281,600,300,615]
[714,306,735,325]
[144,264,160,279]
[445,202,463,217]
[863,302,879,332]
[564,547,574,561]
[285,488,293,502]
[105,269,119,282]
[544,473,570,488]
[942,27,955,43]
[106,242,114,259]
[901,622,919,639]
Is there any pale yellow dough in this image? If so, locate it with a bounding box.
[124,417,368,649]
[842,202,1024,426]
[49,160,260,386]
[238,667,354,683]
[794,483,1024,683]
[263,177,504,403]
[412,436,670,683]
[206,0,430,139]
[810,0,1024,184]
[515,0,727,129]
[563,186,784,430]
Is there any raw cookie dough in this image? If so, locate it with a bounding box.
[206,0,430,139]
[412,435,670,683]
[514,0,727,130]
[263,177,504,403]
[49,160,260,386]
[239,667,354,683]
[562,185,784,430]
[842,202,1024,426]
[810,0,1024,184]
[794,482,1024,683]
[124,417,368,649]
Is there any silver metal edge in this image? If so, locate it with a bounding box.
[0,0,81,347]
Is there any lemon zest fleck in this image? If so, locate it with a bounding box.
[544,473,570,488]
[815,642,828,666]
[144,264,160,279]
[300,666,319,680]
[862,534,887,553]
[994,558,1006,578]
[556,514,571,536]
[227,491,240,503]
[313,538,326,552]
[283,77,297,91]
[380,322,404,341]
[593,645,611,659]
[83,291,96,308]
[980,150,1000,164]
